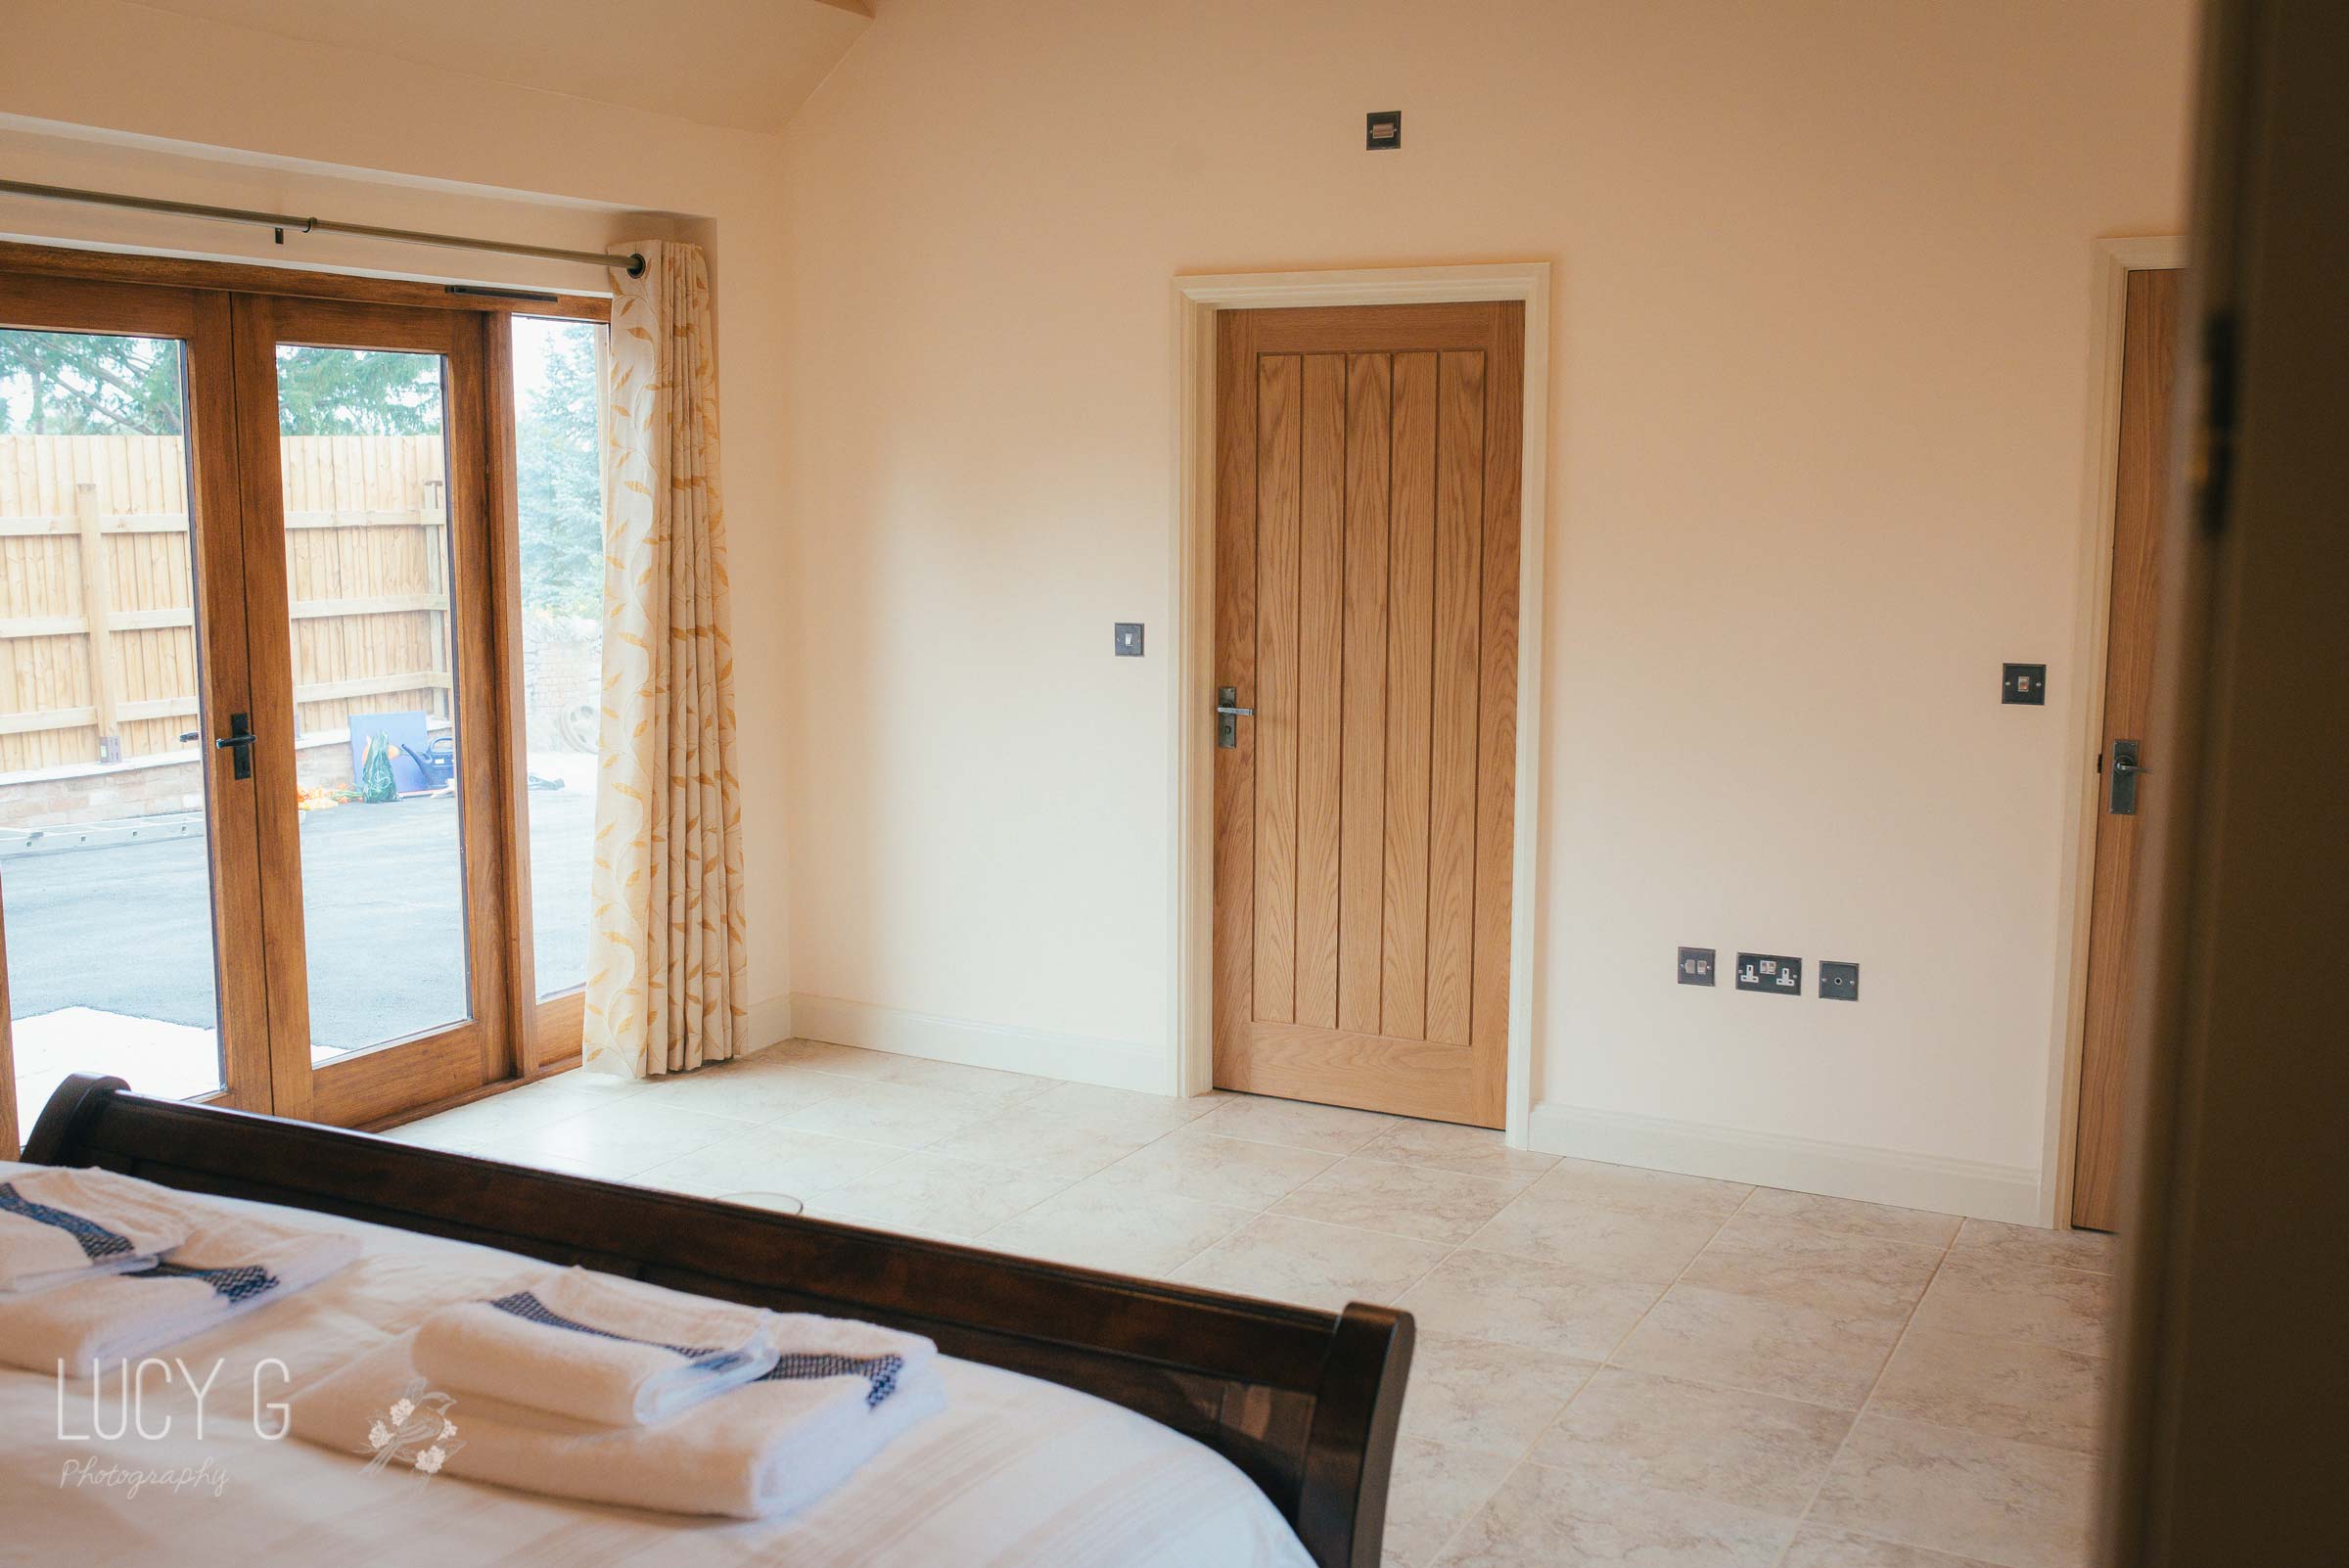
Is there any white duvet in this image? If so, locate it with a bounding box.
[0,1162,1314,1568]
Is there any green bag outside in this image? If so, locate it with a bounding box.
[358,731,397,804]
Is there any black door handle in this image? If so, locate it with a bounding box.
[2108,738,2146,814]
[212,714,256,781]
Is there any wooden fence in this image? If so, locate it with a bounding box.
[0,434,452,777]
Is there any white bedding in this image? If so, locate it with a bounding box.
[0,1162,1314,1568]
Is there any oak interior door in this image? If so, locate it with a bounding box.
[2072,266,2181,1232]
[0,276,276,1130]
[1213,302,1522,1127]
[228,296,512,1127]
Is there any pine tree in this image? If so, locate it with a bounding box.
[0,332,185,434]
[1,332,443,437]
[515,326,604,618]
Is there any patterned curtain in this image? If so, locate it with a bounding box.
[583,241,747,1078]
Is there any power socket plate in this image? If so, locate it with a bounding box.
[1735,952,1803,995]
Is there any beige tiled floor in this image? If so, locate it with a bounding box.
[387,1041,2114,1568]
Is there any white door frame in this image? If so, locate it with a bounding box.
[2039,235,2187,1225]
[1167,262,1552,1144]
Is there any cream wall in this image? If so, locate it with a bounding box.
[0,0,802,1038]
[771,0,2199,1216]
[0,0,2204,1219]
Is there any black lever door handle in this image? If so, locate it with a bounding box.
[2108,738,2147,813]
[211,714,256,780]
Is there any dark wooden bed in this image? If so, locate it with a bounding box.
[22,1074,1410,1568]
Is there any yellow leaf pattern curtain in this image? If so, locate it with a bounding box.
[584,241,747,1077]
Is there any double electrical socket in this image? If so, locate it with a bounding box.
[1736,952,1804,994]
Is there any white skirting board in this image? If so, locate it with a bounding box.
[786,993,1174,1096]
[741,995,797,1056]
[1528,1102,2045,1225]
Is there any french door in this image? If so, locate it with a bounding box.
[1,273,523,1131]
[229,296,511,1124]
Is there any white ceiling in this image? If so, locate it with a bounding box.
[131,0,873,135]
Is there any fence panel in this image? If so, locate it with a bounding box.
[0,433,452,783]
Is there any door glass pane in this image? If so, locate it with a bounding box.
[0,328,227,1112]
[273,346,469,1058]
[511,317,604,998]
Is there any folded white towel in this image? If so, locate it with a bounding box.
[0,1198,359,1374]
[413,1268,782,1427]
[0,1168,192,1295]
[296,1316,944,1519]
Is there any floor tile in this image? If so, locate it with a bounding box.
[1396,1248,1662,1361]
[1398,1332,1597,1456]
[1027,1079,1221,1139]
[1530,1365,1854,1515]
[980,1175,1251,1276]
[926,1100,1160,1177]
[844,1050,1056,1102]
[490,1148,610,1179]
[772,1079,997,1149]
[515,1068,654,1106]
[1195,1093,1403,1154]
[1274,1156,1529,1243]
[1611,1283,1906,1409]
[1433,1462,1795,1568]
[817,1151,1068,1238]
[381,1086,592,1145]
[1521,1158,1751,1222]
[1868,1327,2108,1452]
[1170,1214,1449,1311]
[499,1099,743,1178]
[629,1125,907,1202]
[1909,1256,2113,1357]
[1466,1188,1727,1284]
[1678,1214,1946,1320]
[1741,1188,1963,1248]
[1099,1126,1337,1209]
[1383,1439,1522,1567]
[1356,1120,1560,1181]
[1780,1528,2003,1568]
[1810,1415,2097,1568]
[763,1038,889,1076]
[1949,1219,2115,1275]
[627,1058,852,1123]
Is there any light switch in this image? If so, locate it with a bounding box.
[1114,623,1145,657]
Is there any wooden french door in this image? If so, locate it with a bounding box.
[0,271,515,1135]
[1213,302,1523,1128]
[0,277,275,1125]
[2072,267,2181,1232]
[228,296,511,1125]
